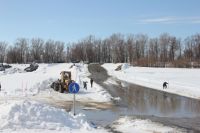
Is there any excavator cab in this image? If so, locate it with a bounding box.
[51,71,72,93]
[60,71,71,82]
[60,71,72,92]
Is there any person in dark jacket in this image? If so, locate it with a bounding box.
[90,78,94,88]
[163,82,168,89]
[0,82,1,91]
[83,81,88,90]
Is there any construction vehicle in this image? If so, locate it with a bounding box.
[24,62,39,72]
[50,71,73,93]
[0,63,12,71]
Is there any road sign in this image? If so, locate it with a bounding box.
[68,82,80,116]
[69,82,80,94]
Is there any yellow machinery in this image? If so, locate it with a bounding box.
[51,71,72,93]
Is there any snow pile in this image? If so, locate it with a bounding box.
[103,63,200,99]
[0,64,70,96]
[0,63,111,103]
[111,117,185,133]
[121,63,130,71]
[2,68,24,75]
[0,100,104,132]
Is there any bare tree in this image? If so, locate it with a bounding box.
[31,38,44,62]
[135,34,148,66]
[65,44,71,62]
[148,38,159,66]
[169,36,179,62]
[109,34,125,63]
[0,41,8,64]
[15,38,29,63]
[2,33,200,67]
[44,40,56,63]
[184,37,194,66]
[159,33,170,67]
[101,39,109,63]
[54,41,65,63]
[6,46,18,63]
[192,34,200,66]
[84,35,95,63]
[127,35,135,64]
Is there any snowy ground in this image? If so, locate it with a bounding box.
[0,100,107,133]
[0,63,190,132]
[111,117,186,133]
[103,63,200,99]
[0,63,111,102]
[0,63,112,132]
[0,99,183,133]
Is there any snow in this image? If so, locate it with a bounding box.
[0,63,70,96]
[103,63,200,99]
[0,100,106,133]
[0,63,193,132]
[0,63,111,102]
[0,99,186,133]
[111,117,185,133]
[0,63,112,132]
[121,63,130,71]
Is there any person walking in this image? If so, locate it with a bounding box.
[163,82,168,89]
[90,78,93,88]
[83,81,88,90]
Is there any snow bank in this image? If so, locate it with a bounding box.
[0,63,111,102]
[111,117,185,133]
[0,100,105,133]
[103,63,200,99]
[0,64,71,96]
[121,63,130,71]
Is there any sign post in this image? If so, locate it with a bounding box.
[73,93,75,115]
[69,82,80,116]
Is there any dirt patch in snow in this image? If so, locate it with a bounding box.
[115,65,122,71]
[88,64,109,83]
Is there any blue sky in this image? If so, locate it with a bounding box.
[0,0,200,43]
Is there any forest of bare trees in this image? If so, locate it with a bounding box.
[0,33,200,68]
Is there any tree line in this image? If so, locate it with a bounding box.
[0,33,200,67]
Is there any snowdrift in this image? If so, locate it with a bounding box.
[0,63,111,102]
[111,117,185,133]
[0,100,97,132]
